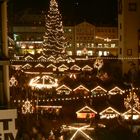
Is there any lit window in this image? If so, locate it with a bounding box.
[21,44,26,49]
[111,44,116,48]
[77,43,79,47]
[88,51,93,56]
[104,51,109,56]
[98,51,102,56]
[67,51,72,56]
[91,43,94,47]
[104,44,109,48]
[98,44,102,47]
[77,50,82,56]
[29,45,34,49]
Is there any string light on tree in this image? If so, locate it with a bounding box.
[43,0,66,56]
[22,99,34,114]
[124,91,140,110]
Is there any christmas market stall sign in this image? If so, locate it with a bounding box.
[0,109,17,140]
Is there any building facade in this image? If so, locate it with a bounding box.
[118,0,140,74]
[11,18,118,57]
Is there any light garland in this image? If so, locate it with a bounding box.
[95,36,118,42]
[10,57,140,63]
[13,94,108,104]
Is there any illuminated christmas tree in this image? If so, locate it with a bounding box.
[43,0,66,56]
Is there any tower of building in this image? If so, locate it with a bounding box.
[118,0,140,74]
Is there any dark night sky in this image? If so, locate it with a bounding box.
[8,0,118,26]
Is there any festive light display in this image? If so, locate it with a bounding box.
[58,64,69,71]
[69,73,77,79]
[122,108,140,120]
[99,107,120,119]
[43,0,66,55]
[94,57,103,70]
[22,63,32,69]
[35,63,45,68]
[95,36,118,42]
[70,64,81,71]
[56,84,72,95]
[68,125,93,140]
[13,93,108,104]
[47,64,57,71]
[76,106,97,119]
[82,65,93,71]
[108,86,124,95]
[29,75,58,89]
[73,85,89,92]
[24,55,34,60]
[9,76,18,87]
[91,86,107,94]
[21,99,34,114]
[37,55,47,61]
[124,91,140,110]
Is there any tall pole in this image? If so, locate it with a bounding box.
[0,0,10,107]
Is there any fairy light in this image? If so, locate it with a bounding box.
[69,125,93,140]
[95,36,118,42]
[99,107,120,119]
[42,0,66,55]
[122,108,140,120]
[108,86,124,95]
[9,76,18,87]
[124,91,140,110]
[94,57,103,70]
[29,75,58,89]
[21,99,34,114]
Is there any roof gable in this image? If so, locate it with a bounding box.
[91,86,107,93]
[37,55,47,60]
[122,108,140,116]
[56,84,72,91]
[73,85,89,92]
[35,63,45,68]
[76,106,97,114]
[109,86,124,95]
[99,107,120,115]
[82,65,93,71]
[70,64,81,71]
[22,63,32,69]
[24,55,34,60]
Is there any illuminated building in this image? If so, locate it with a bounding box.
[11,18,118,57]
